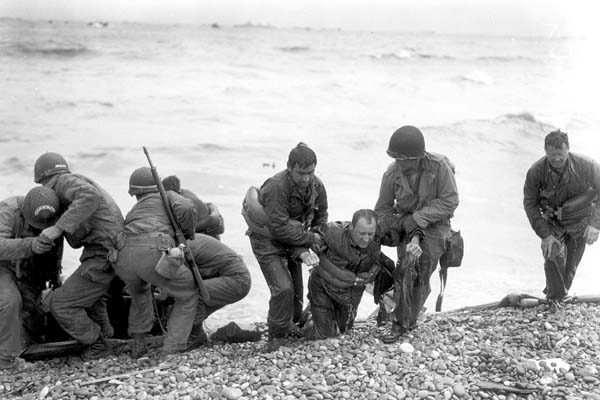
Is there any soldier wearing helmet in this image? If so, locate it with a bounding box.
[0,186,63,370]
[33,152,125,359]
[115,167,250,357]
[375,126,459,343]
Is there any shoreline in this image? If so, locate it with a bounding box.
[1,300,599,399]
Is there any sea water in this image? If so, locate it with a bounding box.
[1,18,599,329]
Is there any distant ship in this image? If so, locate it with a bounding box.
[88,21,109,28]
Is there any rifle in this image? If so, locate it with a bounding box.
[143,147,210,301]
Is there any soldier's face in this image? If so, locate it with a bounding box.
[288,163,315,188]
[350,217,377,248]
[545,143,569,169]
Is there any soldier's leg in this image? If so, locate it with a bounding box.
[410,224,449,327]
[305,273,337,339]
[48,252,113,345]
[250,235,295,338]
[563,235,586,293]
[543,240,568,300]
[0,268,22,367]
[288,256,304,325]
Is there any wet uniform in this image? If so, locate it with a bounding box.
[524,152,600,299]
[375,152,458,331]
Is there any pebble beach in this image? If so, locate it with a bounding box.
[1,301,599,400]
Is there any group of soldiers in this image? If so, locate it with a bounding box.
[1,125,599,371]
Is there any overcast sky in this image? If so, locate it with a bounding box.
[2,0,598,37]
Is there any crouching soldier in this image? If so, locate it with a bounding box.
[115,167,250,357]
[162,175,225,240]
[34,152,125,359]
[303,209,420,340]
[0,187,63,370]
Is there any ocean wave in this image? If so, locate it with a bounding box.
[278,46,310,53]
[2,156,28,173]
[368,50,456,62]
[477,55,536,63]
[459,70,493,85]
[7,40,91,58]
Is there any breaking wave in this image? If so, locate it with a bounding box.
[6,40,91,58]
[278,46,310,53]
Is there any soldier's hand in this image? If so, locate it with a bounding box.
[541,235,563,258]
[300,251,319,267]
[584,225,599,245]
[32,236,53,254]
[406,241,423,258]
[40,225,63,242]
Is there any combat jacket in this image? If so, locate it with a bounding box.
[43,173,124,250]
[524,152,600,239]
[180,188,224,238]
[258,169,328,246]
[313,221,393,304]
[375,152,458,230]
[0,196,63,290]
[124,191,197,240]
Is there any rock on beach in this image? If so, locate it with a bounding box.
[1,302,599,399]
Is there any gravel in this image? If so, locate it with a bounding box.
[1,301,599,399]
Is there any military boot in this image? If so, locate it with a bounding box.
[131,333,148,358]
[82,335,112,360]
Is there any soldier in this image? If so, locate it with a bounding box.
[0,186,63,370]
[115,167,251,356]
[243,143,327,346]
[34,152,124,359]
[524,130,600,304]
[302,209,418,340]
[162,175,225,239]
[375,126,459,343]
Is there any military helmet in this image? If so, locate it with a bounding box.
[128,167,158,196]
[386,126,426,158]
[22,186,61,230]
[34,152,70,183]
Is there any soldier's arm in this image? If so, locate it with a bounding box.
[0,202,34,260]
[53,174,101,234]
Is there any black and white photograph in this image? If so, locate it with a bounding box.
[1,0,599,398]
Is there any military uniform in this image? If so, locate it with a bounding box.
[375,151,458,332]
[0,194,62,367]
[306,221,394,339]
[248,169,328,338]
[524,152,600,299]
[43,173,124,345]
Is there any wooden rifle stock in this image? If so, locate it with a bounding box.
[142,146,210,301]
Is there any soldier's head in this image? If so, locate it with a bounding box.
[22,186,61,230]
[34,152,70,184]
[387,126,425,171]
[350,209,378,249]
[162,175,181,193]
[544,130,569,169]
[287,142,317,188]
[128,167,158,197]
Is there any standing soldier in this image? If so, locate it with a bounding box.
[524,130,600,305]
[34,152,124,359]
[375,126,459,343]
[0,186,63,370]
[243,143,327,346]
